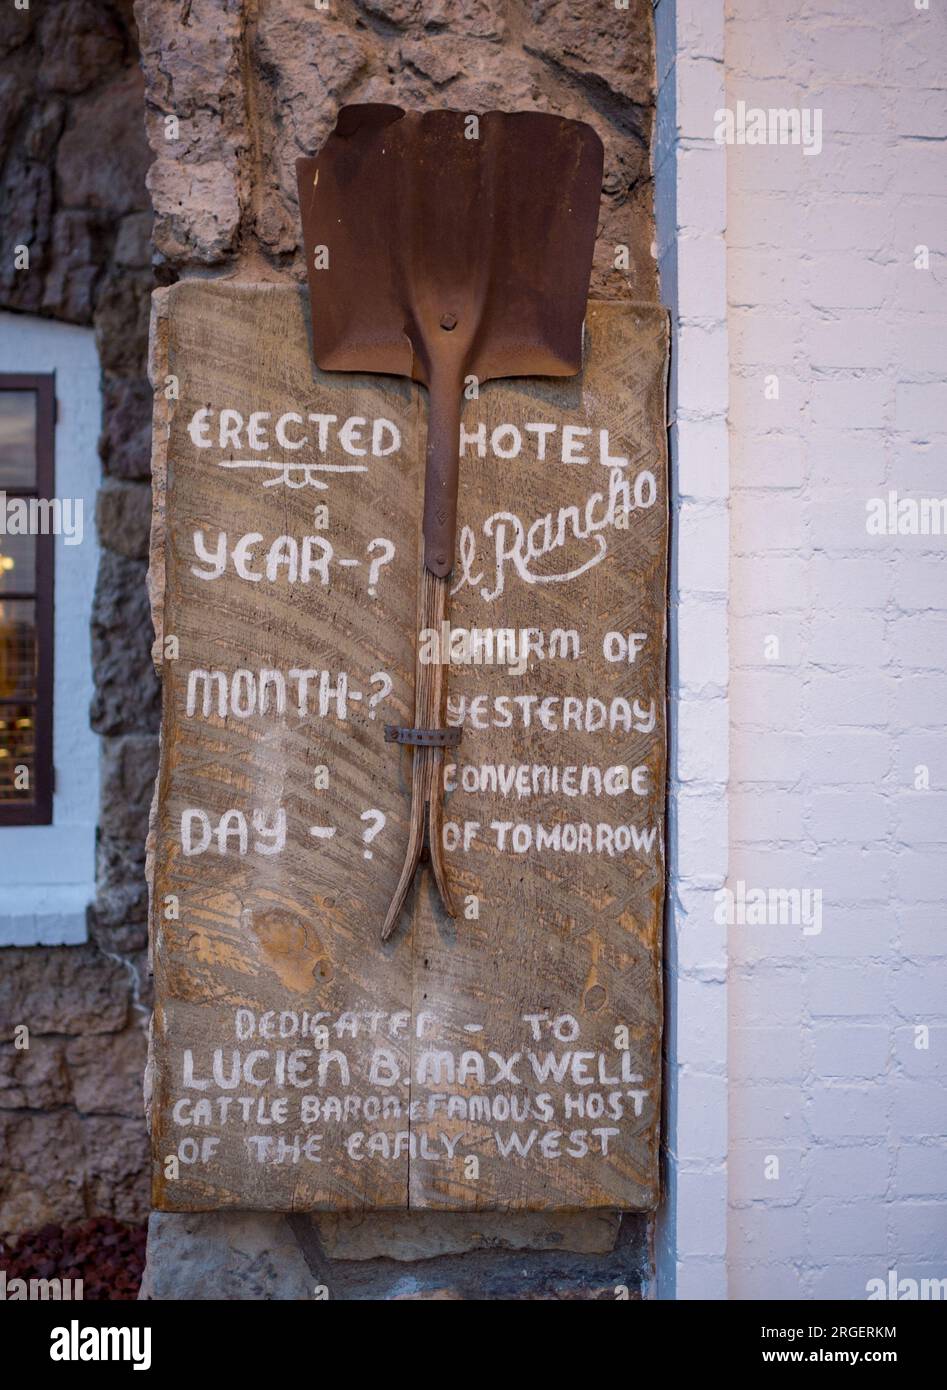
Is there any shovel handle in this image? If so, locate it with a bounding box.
[422,369,463,578]
[381,566,458,940]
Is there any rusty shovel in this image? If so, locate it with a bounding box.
[297,105,603,941]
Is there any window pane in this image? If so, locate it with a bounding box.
[0,599,37,699]
[0,530,36,594]
[0,702,36,802]
[0,391,37,490]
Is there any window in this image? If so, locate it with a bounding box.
[0,375,54,826]
[0,313,100,946]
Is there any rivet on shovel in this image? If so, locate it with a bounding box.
[297,105,603,942]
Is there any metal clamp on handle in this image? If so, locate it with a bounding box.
[384,724,461,748]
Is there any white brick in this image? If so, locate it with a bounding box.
[893,89,947,142]
[674,696,729,783]
[892,733,947,786]
[676,0,724,61]
[729,247,806,308]
[727,1202,805,1261]
[892,556,947,613]
[890,1081,947,1138]
[894,793,947,844]
[728,492,800,550]
[894,1143,947,1199]
[891,961,947,1018]
[673,322,730,418]
[890,316,947,380]
[731,614,803,667]
[731,433,805,488]
[806,439,884,505]
[672,788,729,880]
[888,435,947,493]
[729,1145,804,1202]
[809,1084,887,1140]
[727,193,808,251]
[678,600,729,689]
[674,1069,728,1161]
[891,140,947,195]
[796,137,891,198]
[808,1263,883,1301]
[726,19,813,79]
[732,730,805,784]
[890,614,947,672]
[671,419,729,500]
[806,555,891,609]
[899,904,947,959]
[805,677,892,731]
[675,56,726,143]
[805,731,890,784]
[893,1024,946,1076]
[732,1027,803,1081]
[730,789,805,843]
[804,1144,891,1201]
[895,380,945,433]
[675,503,729,593]
[894,850,947,904]
[676,145,728,234]
[730,967,805,1027]
[731,556,810,616]
[813,1024,890,1079]
[730,308,797,368]
[807,488,886,552]
[730,1083,806,1141]
[729,1262,805,1299]
[805,314,890,371]
[889,1204,947,1261]
[794,845,887,904]
[804,257,891,312]
[674,1168,729,1257]
[729,368,807,435]
[810,964,887,1018]
[731,669,803,730]
[808,906,896,959]
[803,23,886,81]
[799,197,893,255]
[676,231,729,320]
[808,374,890,431]
[808,613,887,669]
[807,1199,887,1258]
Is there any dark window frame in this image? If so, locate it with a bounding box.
[0,372,55,826]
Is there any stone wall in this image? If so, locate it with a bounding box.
[0,0,154,1235]
[135,0,657,299]
[134,0,661,1295]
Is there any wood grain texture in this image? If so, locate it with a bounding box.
[147,281,668,1212]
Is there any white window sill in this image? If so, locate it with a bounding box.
[0,883,92,944]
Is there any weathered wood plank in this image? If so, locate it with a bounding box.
[148,281,667,1212]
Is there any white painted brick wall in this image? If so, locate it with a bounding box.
[653,0,731,1300]
[725,0,947,1299]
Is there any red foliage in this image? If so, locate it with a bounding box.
[0,1218,147,1300]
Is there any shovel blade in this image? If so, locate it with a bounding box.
[297,106,604,389]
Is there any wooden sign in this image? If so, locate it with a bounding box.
[147,281,668,1212]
